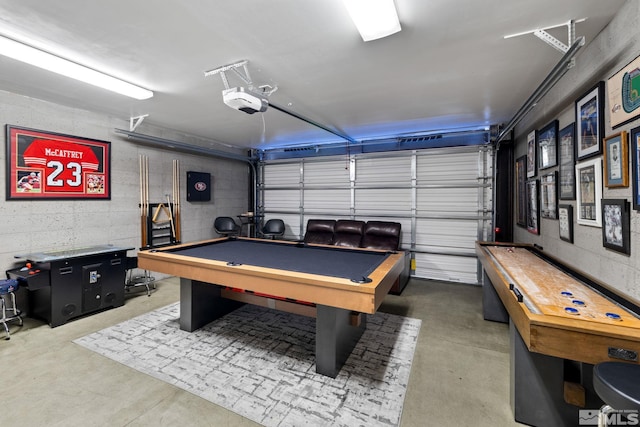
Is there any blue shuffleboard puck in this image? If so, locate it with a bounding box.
[605,312,622,321]
[564,307,580,315]
[572,299,585,306]
[561,291,573,297]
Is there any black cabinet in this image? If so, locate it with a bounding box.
[6,245,131,327]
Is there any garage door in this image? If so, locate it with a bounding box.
[258,145,494,284]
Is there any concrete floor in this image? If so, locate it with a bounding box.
[1,277,524,426]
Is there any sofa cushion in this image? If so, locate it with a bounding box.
[333,220,365,247]
[303,219,336,245]
[362,221,401,250]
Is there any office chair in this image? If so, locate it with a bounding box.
[261,219,285,239]
[214,216,240,237]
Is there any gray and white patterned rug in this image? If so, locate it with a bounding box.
[74,303,421,427]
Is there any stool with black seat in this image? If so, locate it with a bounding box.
[261,219,285,239]
[214,216,240,237]
[124,256,156,297]
[593,361,640,427]
[0,278,23,340]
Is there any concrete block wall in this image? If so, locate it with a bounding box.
[0,90,249,274]
[512,0,640,300]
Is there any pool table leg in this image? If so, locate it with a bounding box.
[315,304,366,378]
[179,278,243,332]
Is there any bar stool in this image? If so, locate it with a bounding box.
[593,361,640,427]
[0,278,23,340]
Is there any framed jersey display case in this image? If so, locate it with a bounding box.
[6,125,111,200]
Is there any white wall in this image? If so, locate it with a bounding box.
[0,90,249,273]
[512,0,640,300]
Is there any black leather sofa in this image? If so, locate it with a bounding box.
[303,219,410,294]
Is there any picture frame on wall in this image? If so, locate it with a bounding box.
[631,125,640,211]
[537,120,558,170]
[607,54,640,129]
[5,125,111,200]
[575,81,605,160]
[558,204,573,243]
[516,155,527,227]
[558,123,576,200]
[576,157,602,227]
[603,131,628,188]
[526,130,536,178]
[526,179,539,235]
[601,199,630,255]
[540,172,557,219]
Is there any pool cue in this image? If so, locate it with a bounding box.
[139,155,147,248]
[173,159,181,241]
[143,155,150,247]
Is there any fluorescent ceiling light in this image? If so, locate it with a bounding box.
[0,35,153,100]
[342,0,401,42]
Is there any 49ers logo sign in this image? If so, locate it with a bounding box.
[6,125,111,200]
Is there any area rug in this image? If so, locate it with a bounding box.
[74,303,421,427]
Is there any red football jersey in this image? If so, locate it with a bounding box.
[23,139,100,193]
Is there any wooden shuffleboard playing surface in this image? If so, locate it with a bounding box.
[485,246,640,328]
[477,242,640,366]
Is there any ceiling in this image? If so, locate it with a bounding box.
[0,0,626,151]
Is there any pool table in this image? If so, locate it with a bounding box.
[137,237,405,377]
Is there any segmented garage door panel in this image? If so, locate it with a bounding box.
[414,252,479,284]
[304,160,349,185]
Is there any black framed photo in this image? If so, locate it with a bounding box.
[601,199,630,255]
[526,179,539,235]
[576,157,602,227]
[540,172,557,219]
[631,125,640,211]
[537,120,558,170]
[558,123,576,200]
[526,130,536,178]
[558,204,573,243]
[603,131,628,188]
[575,81,604,160]
[516,155,527,227]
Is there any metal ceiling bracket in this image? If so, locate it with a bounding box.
[204,60,251,90]
[533,29,569,54]
[130,114,149,132]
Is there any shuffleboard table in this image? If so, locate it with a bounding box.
[138,237,405,377]
[477,241,640,427]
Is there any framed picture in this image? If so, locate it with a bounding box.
[558,123,576,200]
[540,172,557,219]
[601,199,630,255]
[576,157,602,227]
[526,130,536,178]
[631,126,640,210]
[607,54,640,128]
[516,155,527,227]
[575,81,605,160]
[526,179,539,235]
[537,120,558,170]
[6,125,111,200]
[603,131,628,188]
[558,205,573,243]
